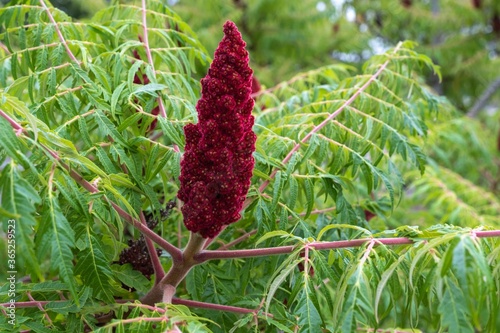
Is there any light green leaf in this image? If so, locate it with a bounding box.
[255,230,295,246]
[266,259,301,313]
[296,283,322,333]
[438,278,474,333]
[43,186,78,305]
[94,109,129,147]
[75,227,115,303]
[0,164,42,279]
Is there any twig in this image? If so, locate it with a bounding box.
[27,292,53,327]
[195,229,500,262]
[115,301,166,313]
[108,201,182,262]
[357,328,411,333]
[172,297,272,317]
[102,316,167,328]
[218,229,257,250]
[1,297,270,317]
[39,0,80,64]
[1,300,50,308]
[299,206,336,216]
[141,0,167,118]
[0,108,25,135]
[140,212,165,284]
[467,76,500,117]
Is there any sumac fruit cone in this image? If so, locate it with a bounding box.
[177,21,256,238]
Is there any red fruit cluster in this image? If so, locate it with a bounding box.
[178,21,256,238]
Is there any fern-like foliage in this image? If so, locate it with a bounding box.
[249,42,438,233]
[0,0,209,326]
[0,1,499,333]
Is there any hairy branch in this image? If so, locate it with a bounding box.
[1,297,271,317]
[140,232,206,305]
[217,229,258,250]
[102,316,168,328]
[195,229,500,262]
[27,292,53,327]
[108,201,182,262]
[1,300,49,308]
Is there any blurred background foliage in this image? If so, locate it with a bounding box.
[31,0,500,112]
[0,0,108,18]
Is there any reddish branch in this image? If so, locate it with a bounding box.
[217,229,257,250]
[39,0,80,64]
[0,108,25,135]
[140,212,165,282]
[172,297,270,316]
[27,292,53,327]
[195,230,500,262]
[1,297,270,317]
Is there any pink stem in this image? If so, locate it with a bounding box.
[196,245,295,261]
[196,229,500,262]
[39,0,80,64]
[27,292,53,326]
[1,300,50,308]
[141,0,167,119]
[172,297,271,316]
[218,229,257,250]
[0,108,25,135]
[0,298,270,318]
[475,230,500,238]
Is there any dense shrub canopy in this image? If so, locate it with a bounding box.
[0,1,499,332]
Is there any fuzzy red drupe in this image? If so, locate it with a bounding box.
[178,21,256,238]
